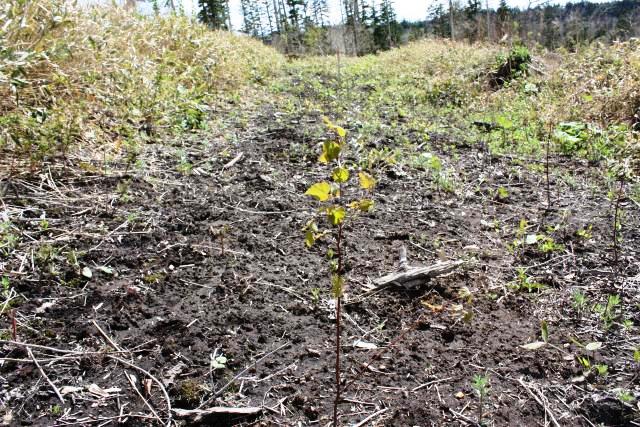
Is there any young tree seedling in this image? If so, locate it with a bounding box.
[310,287,321,307]
[471,374,489,425]
[304,117,375,426]
[544,126,554,211]
[607,153,634,286]
[209,224,231,256]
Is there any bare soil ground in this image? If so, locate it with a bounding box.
[1,102,639,426]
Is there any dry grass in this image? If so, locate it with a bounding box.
[550,40,640,126]
[0,0,283,167]
[1,3,637,172]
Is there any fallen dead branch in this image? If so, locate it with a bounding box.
[449,407,480,426]
[0,340,139,356]
[91,320,124,353]
[198,341,290,409]
[222,152,244,170]
[125,371,162,425]
[356,246,465,300]
[352,407,389,427]
[0,340,172,427]
[411,376,455,392]
[27,347,65,404]
[173,406,262,419]
[51,413,159,426]
[517,378,561,427]
[106,354,172,427]
[373,259,465,289]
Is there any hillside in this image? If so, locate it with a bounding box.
[1,2,640,426]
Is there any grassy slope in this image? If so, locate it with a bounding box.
[1,0,638,172]
[1,1,282,166]
[276,39,639,161]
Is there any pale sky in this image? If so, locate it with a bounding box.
[208,0,566,28]
[106,0,602,29]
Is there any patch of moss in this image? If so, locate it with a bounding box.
[176,379,205,406]
[142,272,165,285]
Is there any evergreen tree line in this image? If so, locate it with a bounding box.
[197,0,402,55]
[423,0,640,49]
[196,0,640,54]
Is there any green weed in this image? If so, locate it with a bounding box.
[592,294,621,330]
[509,268,545,293]
[471,374,490,425]
[572,290,588,316]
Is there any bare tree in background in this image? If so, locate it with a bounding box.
[449,0,455,39]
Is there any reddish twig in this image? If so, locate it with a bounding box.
[10,309,17,341]
[612,178,625,282]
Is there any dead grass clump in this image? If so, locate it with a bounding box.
[549,40,640,127]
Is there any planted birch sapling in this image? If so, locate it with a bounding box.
[303,117,375,426]
[607,158,632,276]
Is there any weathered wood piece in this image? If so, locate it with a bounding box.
[173,406,262,420]
[374,259,465,289]
[371,245,464,291]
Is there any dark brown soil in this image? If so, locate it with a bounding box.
[1,106,639,426]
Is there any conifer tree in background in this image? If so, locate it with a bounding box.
[449,0,455,39]
[541,5,560,48]
[240,0,265,38]
[198,0,229,30]
[359,0,376,29]
[485,0,491,40]
[263,0,276,35]
[274,0,290,34]
[614,12,633,39]
[372,0,400,50]
[496,0,511,37]
[302,0,329,54]
[197,0,640,54]
[286,0,306,32]
[310,0,329,27]
[465,0,481,40]
[341,0,359,55]
[287,0,307,49]
[427,3,449,38]
[352,0,361,54]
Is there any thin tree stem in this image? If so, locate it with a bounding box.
[333,222,344,426]
[334,294,341,425]
[545,134,551,210]
[613,178,624,277]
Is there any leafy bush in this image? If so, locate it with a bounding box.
[490,44,532,87]
[553,122,629,160]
